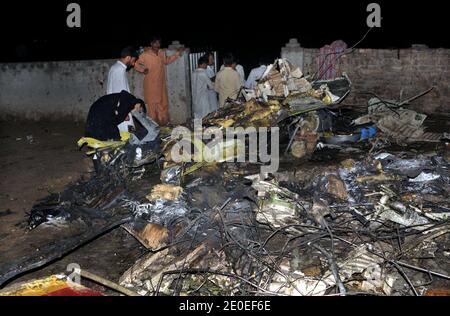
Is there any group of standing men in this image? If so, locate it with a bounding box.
[106,36,184,131]
[106,37,269,131]
[192,53,269,120]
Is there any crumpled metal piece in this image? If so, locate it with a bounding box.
[129,111,160,145]
[161,165,183,185]
[248,177,305,228]
[122,198,188,228]
[353,98,444,143]
[77,132,130,155]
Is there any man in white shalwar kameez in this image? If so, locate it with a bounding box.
[204,52,219,112]
[106,46,138,133]
[192,56,215,119]
[245,60,268,89]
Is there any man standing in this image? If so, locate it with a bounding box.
[220,57,245,85]
[215,54,242,107]
[204,52,219,112]
[245,59,268,89]
[106,46,138,132]
[106,46,138,95]
[192,56,215,119]
[134,36,185,126]
[234,59,246,86]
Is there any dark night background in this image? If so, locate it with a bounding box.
[0,0,448,72]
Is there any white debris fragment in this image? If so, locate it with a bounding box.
[374,153,393,160]
[378,208,430,229]
[409,172,440,182]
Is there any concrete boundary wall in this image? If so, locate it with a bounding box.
[0,49,191,123]
[2,44,448,122]
[0,59,116,121]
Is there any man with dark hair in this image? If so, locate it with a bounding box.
[134,36,185,126]
[106,46,138,95]
[245,58,268,89]
[106,46,139,132]
[203,52,219,111]
[203,52,216,79]
[192,56,215,118]
[215,53,241,107]
[220,54,245,85]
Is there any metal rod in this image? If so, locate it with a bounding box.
[397,87,434,106]
[395,261,450,281]
[80,270,141,296]
[285,124,300,154]
[311,243,346,296]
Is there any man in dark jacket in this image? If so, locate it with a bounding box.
[85,90,145,141]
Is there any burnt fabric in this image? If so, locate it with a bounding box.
[317,40,347,80]
[85,91,142,141]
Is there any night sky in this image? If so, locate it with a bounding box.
[1,0,448,71]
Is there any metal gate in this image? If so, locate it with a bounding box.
[188,51,218,76]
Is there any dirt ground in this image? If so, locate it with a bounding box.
[0,121,146,292]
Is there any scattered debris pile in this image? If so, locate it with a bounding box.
[2,58,449,296]
[353,94,448,144]
[115,151,450,296]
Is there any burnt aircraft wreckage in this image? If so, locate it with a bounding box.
[2,58,449,297]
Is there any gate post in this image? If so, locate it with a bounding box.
[281,38,304,70]
[166,40,192,125]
